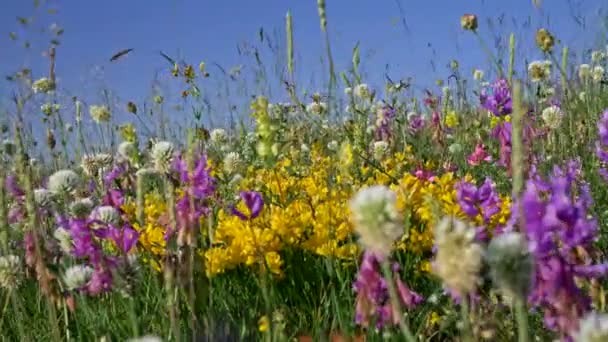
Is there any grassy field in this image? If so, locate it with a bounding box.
[2,1,608,341]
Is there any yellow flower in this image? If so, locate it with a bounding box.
[444,110,458,128]
[258,315,270,332]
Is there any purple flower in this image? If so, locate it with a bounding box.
[375,104,396,141]
[456,178,501,225]
[5,174,24,197]
[480,78,512,116]
[109,225,139,253]
[408,113,425,133]
[103,164,126,186]
[87,267,113,295]
[595,109,608,180]
[231,191,264,220]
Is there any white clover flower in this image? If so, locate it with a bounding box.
[344,87,353,95]
[90,205,121,226]
[81,153,113,176]
[528,60,552,82]
[41,103,61,116]
[349,185,402,255]
[127,336,163,342]
[327,140,339,151]
[34,188,54,207]
[573,313,608,342]
[448,143,463,154]
[372,141,389,160]
[63,265,93,291]
[306,101,327,115]
[150,141,175,173]
[579,64,591,80]
[592,66,605,83]
[486,232,534,299]
[591,50,606,63]
[48,169,80,194]
[473,69,484,81]
[210,128,227,146]
[69,198,94,218]
[541,105,564,130]
[433,216,483,295]
[89,105,111,124]
[117,141,137,161]
[223,152,242,175]
[0,255,22,290]
[32,77,55,93]
[354,83,371,100]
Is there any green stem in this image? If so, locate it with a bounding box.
[508,33,516,85]
[460,295,473,342]
[379,260,416,342]
[515,298,529,342]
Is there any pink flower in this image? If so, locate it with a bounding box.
[467,143,492,166]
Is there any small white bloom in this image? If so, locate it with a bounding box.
[48,169,80,194]
[579,64,591,80]
[344,87,353,95]
[127,336,163,342]
[486,232,534,299]
[0,255,22,290]
[592,65,605,83]
[89,105,111,124]
[473,69,484,81]
[81,153,113,176]
[528,60,552,82]
[354,83,371,100]
[63,265,93,291]
[41,103,61,116]
[372,141,389,160]
[150,141,175,173]
[448,143,463,154]
[573,312,608,342]
[90,206,121,226]
[591,50,606,63]
[306,101,327,115]
[34,188,54,207]
[541,105,564,129]
[223,152,242,175]
[32,77,55,93]
[117,141,137,160]
[350,185,402,255]
[210,129,227,145]
[69,198,94,218]
[300,144,310,154]
[327,140,339,151]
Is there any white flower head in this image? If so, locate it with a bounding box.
[63,265,93,291]
[486,232,534,299]
[210,128,227,146]
[372,140,389,160]
[127,336,163,342]
[349,185,402,255]
[327,140,339,151]
[354,83,371,100]
[579,64,591,80]
[53,227,73,254]
[591,50,606,63]
[89,105,111,124]
[69,197,94,218]
[541,105,564,129]
[573,312,608,342]
[90,205,121,226]
[41,103,61,116]
[528,60,552,82]
[592,66,605,83]
[117,141,137,161]
[433,216,483,295]
[223,151,242,175]
[81,153,113,176]
[32,77,55,94]
[448,143,463,154]
[344,87,353,96]
[0,255,22,290]
[48,169,80,195]
[306,101,327,115]
[473,69,484,81]
[150,141,175,173]
[34,188,55,207]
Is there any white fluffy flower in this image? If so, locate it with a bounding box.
[327,140,339,151]
[573,313,608,342]
[527,60,552,82]
[591,50,606,63]
[473,69,484,81]
[81,153,113,176]
[349,185,402,255]
[63,265,93,290]
[150,141,175,173]
[210,129,227,146]
[41,103,61,116]
[54,227,73,254]
[306,102,327,115]
[32,77,55,93]
[433,216,483,295]
[89,105,111,123]
[69,198,94,218]
[592,66,605,83]
[486,232,534,299]
[541,105,564,129]
[448,143,463,154]
[223,152,242,175]
[48,169,80,194]
[90,205,121,226]
[344,87,353,95]
[118,141,137,160]
[372,141,389,160]
[354,83,371,100]
[579,64,591,80]
[34,188,54,207]
[0,255,22,290]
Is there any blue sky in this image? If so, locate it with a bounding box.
[0,0,606,128]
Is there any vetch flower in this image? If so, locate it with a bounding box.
[480,79,512,116]
[467,143,492,166]
[349,186,402,255]
[231,191,264,220]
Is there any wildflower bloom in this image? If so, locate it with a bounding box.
[480,79,512,116]
[432,216,483,296]
[89,105,111,123]
[349,186,402,256]
[32,77,55,93]
[592,66,605,83]
[541,105,564,129]
[460,14,478,31]
[63,265,94,291]
[456,178,501,225]
[486,232,534,299]
[473,69,484,81]
[150,141,175,173]
[375,104,396,140]
[578,64,591,80]
[596,109,608,181]
[0,255,22,290]
[231,191,264,220]
[353,251,423,329]
[536,28,555,52]
[467,143,492,166]
[354,83,371,100]
[48,169,80,194]
[573,313,608,342]
[528,60,552,82]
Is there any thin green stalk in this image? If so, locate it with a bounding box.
[515,298,529,342]
[475,31,504,79]
[511,80,524,197]
[317,0,336,115]
[164,177,180,341]
[508,33,516,85]
[560,46,569,97]
[0,165,9,253]
[460,296,473,342]
[379,260,416,342]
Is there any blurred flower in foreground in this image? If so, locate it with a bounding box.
[32,77,55,93]
[460,14,478,31]
[535,28,555,53]
[573,313,608,342]
[486,232,534,300]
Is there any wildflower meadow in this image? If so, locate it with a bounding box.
[3,0,608,341]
